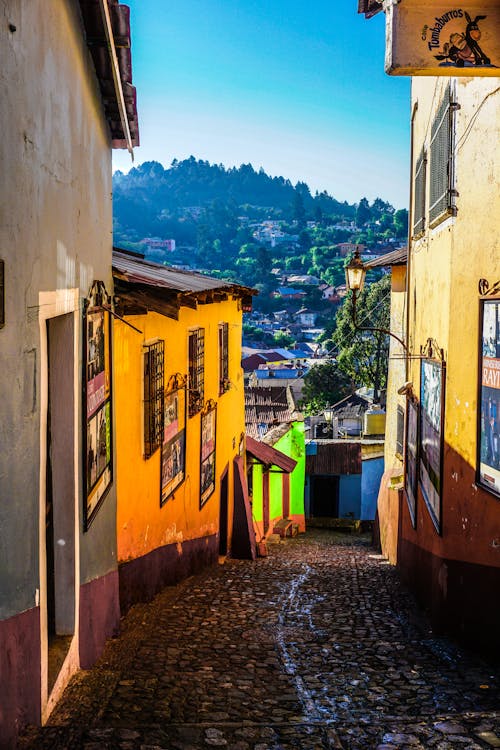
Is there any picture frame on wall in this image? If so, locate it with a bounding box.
[161,375,187,506]
[200,400,217,508]
[405,397,419,528]
[83,282,113,530]
[419,356,446,534]
[477,298,500,498]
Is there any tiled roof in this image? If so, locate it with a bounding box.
[329,393,372,419]
[364,248,408,268]
[357,0,383,18]
[245,386,297,439]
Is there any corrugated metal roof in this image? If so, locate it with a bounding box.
[365,248,408,268]
[246,436,297,473]
[113,249,255,296]
[306,442,361,475]
[329,393,372,419]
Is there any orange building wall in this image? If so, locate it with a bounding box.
[113,299,246,608]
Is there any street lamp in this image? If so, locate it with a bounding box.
[345,247,408,354]
[323,406,334,424]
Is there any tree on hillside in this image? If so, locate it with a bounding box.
[292,191,306,229]
[332,275,391,401]
[356,197,371,227]
[299,362,353,415]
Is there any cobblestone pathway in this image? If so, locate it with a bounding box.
[19,531,500,750]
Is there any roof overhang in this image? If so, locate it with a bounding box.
[246,436,297,473]
[79,0,139,153]
[112,249,256,320]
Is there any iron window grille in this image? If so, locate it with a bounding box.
[188,328,205,416]
[429,85,458,227]
[218,322,229,395]
[144,340,164,458]
[412,148,427,238]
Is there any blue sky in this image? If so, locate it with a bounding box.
[113,1,411,208]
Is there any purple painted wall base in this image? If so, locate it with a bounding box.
[399,539,500,659]
[0,607,41,749]
[119,534,218,614]
[79,569,120,669]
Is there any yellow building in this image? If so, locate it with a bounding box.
[112,250,255,610]
[400,76,500,651]
[365,249,408,564]
[360,0,500,653]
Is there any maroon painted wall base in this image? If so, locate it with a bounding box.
[79,568,120,669]
[119,534,218,614]
[0,606,41,749]
[399,539,500,659]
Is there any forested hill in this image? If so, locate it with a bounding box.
[112,157,358,243]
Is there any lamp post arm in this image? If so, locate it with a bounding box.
[352,290,408,354]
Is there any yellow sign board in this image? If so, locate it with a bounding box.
[384,2,499,76]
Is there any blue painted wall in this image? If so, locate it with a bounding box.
[361,457,384,520]
[339,475,361,519]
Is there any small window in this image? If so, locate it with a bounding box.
[429,85,457,227]
[188,328,204,416]
[412,148,427,238]
[396,405,405,459]
[144,340,164,458]
[218,322,229,395]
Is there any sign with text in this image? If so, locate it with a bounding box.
[384,3,499,76]
[478,300,500,497]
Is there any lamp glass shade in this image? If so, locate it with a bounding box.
[324,407,334,423]
[345,264,366,292]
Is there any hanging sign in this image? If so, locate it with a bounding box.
[384,2,499,76]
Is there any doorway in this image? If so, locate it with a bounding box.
[45,314,76,692]
[219,468,229,555]
[310,475,340,518]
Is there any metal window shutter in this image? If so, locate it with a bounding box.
[429,90,452,225]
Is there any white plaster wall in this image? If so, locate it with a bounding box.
[0,0,116,620]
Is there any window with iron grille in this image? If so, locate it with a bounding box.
[188,328,204,416]
[143,340,164,458]
[396,404,405,459]
[218,322,229,395]
[429,86,457,227]
[412,148,427,238]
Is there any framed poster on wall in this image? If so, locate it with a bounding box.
[405,397,419,528]
[83,282,113,530]
[419,356,445,534]
[200,400,217,508]
[161,375,187,505]
[478,298,500,497]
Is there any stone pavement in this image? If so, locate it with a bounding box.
[19,530,500,750]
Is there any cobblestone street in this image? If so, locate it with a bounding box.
[20,531,500,750]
